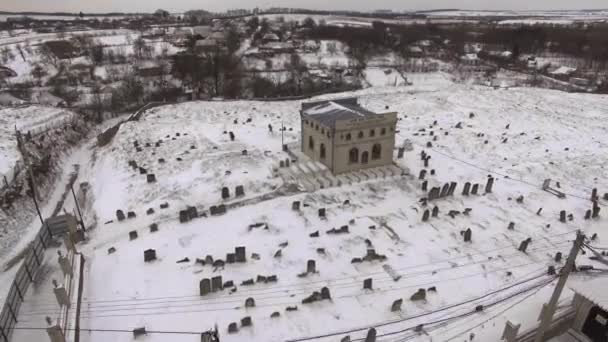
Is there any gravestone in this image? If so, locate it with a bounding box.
[585,210,592,220]
[242,149,247,155]
[318,208,326,218]
[147,174,156,183]
[592,201,601,218]
[241,316,252,327]
[559,210,566,223]
[422,209,430,222]
[139,167,147,175]
[235,185,245,197]
[292,201,301,211]
[160,202,169,209]
[518,239,530,253]
[462,182,471,196]
[211,276,223,292]
[127,211,136,219]
[432,206,439,217]
[321,287,331,300]
[187,206,198,219]
[226,253,235,263]
[179,210,189,223]
[146,208,155,215]
[363,278,373,290]
[428,187,440,200]
[471,184,479,195]
[592,188,598,201]
[410,288,426,301]
[421,180,428,191]
[508,222,515,230]
[227,323,238,333]
[365,328,377,342]
[245,297,255,307]
[397,148,405,159]
[463,228,472,242]
[229,132,235,141]
[285,159,290,167]
[222,187,230,199]
[144,249,156,262]
[129,231,138,240]
[116,210,125,221]
[198,278,211,296]
[448,182,457,196]
[307,259,316,274]
[555,252,562,262]
[485,176,494,193]
[235,246,246,263]
[418,170,426,180]
[391,299,403,312]
[440,183,450,197]
[280,160,285,168]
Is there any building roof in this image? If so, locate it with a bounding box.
[569,276,608,311]
[301,98,378,128]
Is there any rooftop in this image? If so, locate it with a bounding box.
[569,275,608,311]
[301,98,379,128]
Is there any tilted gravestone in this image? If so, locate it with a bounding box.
[462,182,471,196]
[410,288,426,301]
[471,184,479,195]
[391,299,403,312]
[365,328,377,342]
[485,176,494,193]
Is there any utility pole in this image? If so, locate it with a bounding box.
[534,230,585,342]
[16,129,45,227]
[281,118,285,151]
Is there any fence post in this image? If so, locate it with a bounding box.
[7,302,17,323]
[38,232,46,249]
[32,246,40,266]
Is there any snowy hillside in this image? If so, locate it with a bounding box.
[14,82,608,342]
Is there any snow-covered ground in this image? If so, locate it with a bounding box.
[11,79,607,341]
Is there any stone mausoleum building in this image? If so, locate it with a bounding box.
[300,97,397,174]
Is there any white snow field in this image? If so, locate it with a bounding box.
[15,82,608,342]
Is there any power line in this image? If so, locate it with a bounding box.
[17,241,569,319]
[284,272,555,342]
[22,231,575,309]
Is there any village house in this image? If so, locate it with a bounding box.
[43,40,80,60]
[300,97,397,174]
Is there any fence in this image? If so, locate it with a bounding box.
[0,223,56,342]
[1,162,23,192]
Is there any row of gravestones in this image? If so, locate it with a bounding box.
[116,202,169,222]
[222,186,245,200]
[425,176,495,201]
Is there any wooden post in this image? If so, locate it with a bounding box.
[71,184,86,232]
[534,231,584,342]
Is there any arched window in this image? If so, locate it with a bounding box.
[361,151,369,164]
[358,131,364,139]
[349,147,359,164]
[372,144,382,160]
[380,128,387,136]
[320,143,326,159]
[315,124,319,130]
[309,136,314,150]
[369,129,375,137]
[345,133,352,141]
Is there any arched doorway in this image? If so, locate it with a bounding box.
[349,147,359,164]
[320,143,326,159]
[372,144,382,160]
[361,151,369,164]
[308,136,314,150]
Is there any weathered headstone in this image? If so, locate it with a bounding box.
[146,174,156,183]
[428,187,440,200]
[127,211,136,219]
[245,297,255,308]
[471,184,479,195]
[418,170,426,180]
[462,182,471,196]
[508,222,515,230]
[144,249,156,262]
[397,147,405,159]
[431,206,439,217]
[241,316,252,327]
[365,328,377,342]
[211,276,223,292]
[555,252,562,262]
[222,187,230,200]
[363,278,373,290]
[559,210,566,223]
[485,176,494,193]
[585,210,592,220]
[448,182,457,196]
[226,253,236,263]
[410,288,426,301]
[307,259,316,274]
[518,239,530,253]
[235,246,246,263]
[116,210,125,221]
[292,201,301,211]
[235,185,245,197]
[592,201,601,218]
[187,206,198,219]
[179,210,189,223]
[318,208,326,218]
[227,323,238,333]
[421,180,428,191]
[199,279,211,296]
[391,299,403,312]
[422,209,430,222]
[229,132,235,141]
[463,228,472,242]
[440,183,450,197]
[129,231,138,240]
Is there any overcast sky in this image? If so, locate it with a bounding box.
[1,0,607,13]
